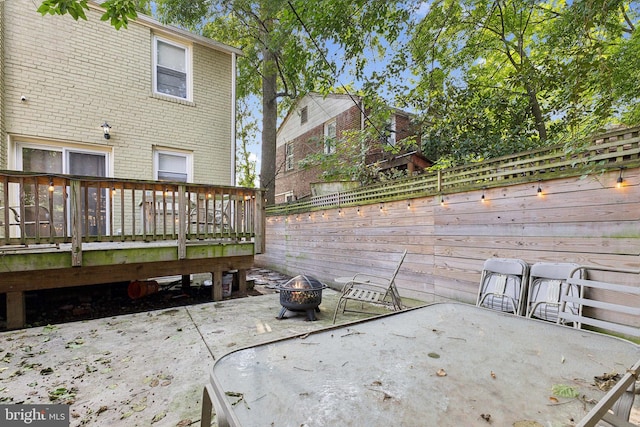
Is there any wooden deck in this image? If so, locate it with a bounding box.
[0,171,264,330]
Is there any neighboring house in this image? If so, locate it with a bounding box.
[0,0,241,194]
[274,93,429,204]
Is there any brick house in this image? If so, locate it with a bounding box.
[0,0,241,187]
[274,93,429,204]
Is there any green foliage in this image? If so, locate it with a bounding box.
[405,0,639,167]
[37,0,89,20]
[37,0,144,29]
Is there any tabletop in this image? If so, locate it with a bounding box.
[207,302,640,427]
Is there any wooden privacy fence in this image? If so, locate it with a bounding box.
[267,126,640,215]
[0,172,264,259]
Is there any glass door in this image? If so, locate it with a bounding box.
[67,151,107,236]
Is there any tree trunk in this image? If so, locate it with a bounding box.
[261,48,278,205]
[525,83,547,142]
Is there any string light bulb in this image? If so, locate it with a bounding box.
[440,196,445,206]
[537,183,543,197]
[481,188,486,203]
[48,178,55,192]
[407,200,411,210]
[111,187,117,196]
[616,167,624,188]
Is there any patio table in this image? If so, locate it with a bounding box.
[201,302,640,427]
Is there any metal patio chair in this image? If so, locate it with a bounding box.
[332,250,407,324]
[526,262,582,323]
[476,258,529,315]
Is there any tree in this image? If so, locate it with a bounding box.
[404,0,639,166]
[39,0,411,204]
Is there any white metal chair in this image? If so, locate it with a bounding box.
[526,262,581,323]
[559,266,640,427]
[476,258,529,315]
[332,250,406,324]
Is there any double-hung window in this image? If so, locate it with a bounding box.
[154,149,192,183]
[285,143,294,171]
[324,120,337,154]
[154,36,191,100]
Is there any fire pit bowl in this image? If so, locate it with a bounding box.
[276,275,326,321]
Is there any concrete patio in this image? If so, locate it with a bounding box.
[0,273,638,426]
[0,273,412,426]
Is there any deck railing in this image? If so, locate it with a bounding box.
[0,172,264,259]
[268,126,640,215]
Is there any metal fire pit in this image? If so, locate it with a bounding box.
[276,275,326,321]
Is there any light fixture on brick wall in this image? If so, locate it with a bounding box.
[101,122,111,139]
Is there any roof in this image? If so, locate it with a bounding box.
[89,1,243,56]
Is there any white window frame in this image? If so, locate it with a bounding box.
[153,148,193,183]
[386,116,397,146]
[324,120,337,154]
[15,140,112,176]
[153,35,192,101]
[14,139,113,236]
[285,142,294,171]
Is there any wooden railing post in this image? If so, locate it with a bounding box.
[255,190,265,254]
[178,185,186,259]
[70,179,82,266]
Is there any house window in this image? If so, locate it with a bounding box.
[154,36,191,100]
[154,149,192,182]
[324,120,336,154]
[300,106,308,124]
[285,143,294,171]
[386,116,397,146]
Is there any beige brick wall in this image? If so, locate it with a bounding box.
[2,0,234,185]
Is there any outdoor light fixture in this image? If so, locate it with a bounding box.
[537,182,543,197]
[440,196,445,206]
[112,187,117,196]
[101,122,111,139]
[48,178,55,192]
[481,188,486,203]
[357,206,360,215]
[616,167,624,188]
[379,202,384,212]
[407,200,411,209]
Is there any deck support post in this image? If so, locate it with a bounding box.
[211,270,223,301]
[6,291,25,330]
[237,269,247,294]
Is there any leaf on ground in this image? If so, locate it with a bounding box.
[151,412,166,423]
[436,368,447,377]
[551,384,579,398]
[65,338,84,349]
[132,404,146,412]
[176,419,192,427]
[40,367,54,375]
[428,352,440,358]
[120,411,133,420]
